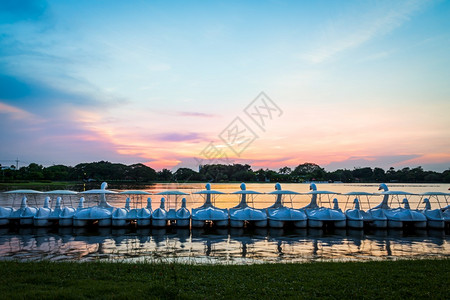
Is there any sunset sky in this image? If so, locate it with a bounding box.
[0,0,449,172]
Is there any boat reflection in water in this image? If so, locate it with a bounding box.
[0,227,448,263]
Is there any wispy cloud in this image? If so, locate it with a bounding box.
[177,111,217,118]
[303,0,431,64]
[0,101,42,122]
[154,132,206,142]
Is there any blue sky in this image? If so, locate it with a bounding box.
[0,0,449,171]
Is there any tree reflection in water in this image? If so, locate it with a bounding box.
[0,227,448,263]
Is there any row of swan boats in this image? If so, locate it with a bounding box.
[0,182,449,229]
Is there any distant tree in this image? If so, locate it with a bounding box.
[373,167,386,182]
[278,166,292,175]
[22,163,44,180]
[352,167,373,182]
[43,165,71,181]
[158,169,173,181]
[329,169,354,183]
[292,163,326,181]
[174,168,201,181]
[255,169,267,182]
[127,163,157,182]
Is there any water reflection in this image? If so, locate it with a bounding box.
[0,227,448,263]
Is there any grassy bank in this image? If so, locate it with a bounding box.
[0,181,82,191]
[0,260,448,299]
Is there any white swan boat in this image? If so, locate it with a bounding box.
[385,198,427,229]
[191,183,228,227]
[118,190,153,227]
[343,192,375,228]
[5,190,41,226]
[229,183,267,228]
[136,197,153,227]
[175,198,191,227]
[418,192,450,228]
[34,196,53,227]
[266,183,307,228]
[154,190,189,226]
[8,196,39,226]
[365,184,396,228]
[418,198,445,229]
[73,182,117,227]
[302,183,346,228]
[111,197,131,227]
[375,184,426,229]
[151,198,168,227]
[59,197,81,227]
[36,190,78,227]
[0,205,13,226]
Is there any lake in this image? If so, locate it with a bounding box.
[0,183,449,263]
[0,226,448,263]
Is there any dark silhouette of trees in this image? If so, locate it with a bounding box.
[127,163,158,182]
[0,161,448,183]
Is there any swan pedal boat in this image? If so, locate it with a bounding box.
[191,183,228,227]
[375,184,426,229]
[4,190,42,226]
[303,183,346,228]
[229,183,267,228]
[153,190,189,227]
[266,183,307,228]
[151,198,168,227]
[73,183,116,227]
[135,198,153,227]
[343,192,375,229]
[417,198,445,229]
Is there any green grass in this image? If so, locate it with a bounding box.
[0,181,82,191]
[0,259,448,299]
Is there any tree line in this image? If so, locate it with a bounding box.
[1,161,449,183]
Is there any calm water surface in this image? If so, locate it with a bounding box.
[0,183,449,263]
[0,227,448,263]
